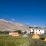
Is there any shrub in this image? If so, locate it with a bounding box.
[13,30,22,34]
[0,31,10,34]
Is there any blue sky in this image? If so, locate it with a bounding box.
[0,0,46,26]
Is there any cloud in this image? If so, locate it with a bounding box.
[42,26,44,27]
[25,22,30,25]
[11,18,15,21]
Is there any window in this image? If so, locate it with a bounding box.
[39,30,40,31]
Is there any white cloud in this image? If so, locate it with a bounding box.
[25,22,30,25]
[11,18,15,21]
[42,26,44,27]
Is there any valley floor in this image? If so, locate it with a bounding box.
[0,34,46,46]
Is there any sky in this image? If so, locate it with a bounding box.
[0,0,46,27]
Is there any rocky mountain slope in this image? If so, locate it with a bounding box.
[0,19,29,31]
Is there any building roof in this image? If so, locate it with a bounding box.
[34,28,43,30]
[12,32,19,36]
[29,26,44,30]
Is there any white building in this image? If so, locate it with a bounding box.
[9,32,12,35]
[29,27,44,35]
[33,29,44,34]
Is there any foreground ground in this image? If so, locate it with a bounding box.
[0,35,46,46]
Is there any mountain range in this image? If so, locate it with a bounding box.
[0,19,46,32]
[0,19,29,31]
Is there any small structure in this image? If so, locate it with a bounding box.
[32,34,40,39]
[9,32,19,36]
[23,34,28,37]
[9,32,12,35]
[44,36,46,41]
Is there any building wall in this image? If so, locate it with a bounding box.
[9,32,19,36]
[34,29,44,34]
[30,29,34,32]
[26,31,30,34]
[34,29,40,34]
[30,29,44,34]
[40,30,44,34]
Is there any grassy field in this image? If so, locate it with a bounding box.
[0,34,46,46]
[0,36,30,46]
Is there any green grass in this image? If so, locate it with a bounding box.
[0,34,46,46]
[0,36,29,46]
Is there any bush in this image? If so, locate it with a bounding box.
[23,31,27,34]
[0,31,10,34]
[13,30,22,34]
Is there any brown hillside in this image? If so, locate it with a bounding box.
[0,19,29,31]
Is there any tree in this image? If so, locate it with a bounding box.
[23,31,27,34]
[14,30,22,34]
